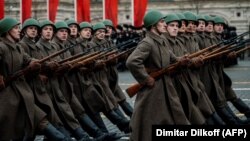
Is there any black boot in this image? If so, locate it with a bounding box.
[42,123,70,141]
[224,105,250,124]
[105,110,130,133]
[78,114,107,140]
[73,127,94,141]
[211,112,226,125]
[232,98,250,118]
[114,107,127,119]
[90,113,109,133]
[205,115,215,125]
[217,106,240,125]
[56,125,72,138]
[81,113,123,140]
[119,101,133,117]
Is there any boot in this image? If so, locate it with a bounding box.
[78,114,107,140]
[90,113,109,133]
[105,110,130,133]
[119,101,133,117]
[232,98,250,118]
[217,105,249,125]
[42,123,70,141]
[56,125,72,138]
[211,112,226,125]
[205,115,215,125]
[224,105,250,124]
[114,107,127,119]
[73,127,93,141]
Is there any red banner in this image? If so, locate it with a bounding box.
[0,0,4,19]
[134,0,148,27]
[21,0,32,23]
[48,0,59,22]
[76,0,90,22]
[104,0,118,27]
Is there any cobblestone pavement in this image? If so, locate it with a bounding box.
[35,57,250,140]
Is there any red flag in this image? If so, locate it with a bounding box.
[133,0,148,27]
[104,0,118,27]
[48,0,59,22]
[0,0,4,19]
[76,0,90,22]
[21,0,32,23]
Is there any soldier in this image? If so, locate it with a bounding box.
[103,19,134,118]
[66,18,79,46]
[18,18,74,140]
[213,16,250,119]
[89,22,130,133]
[126,10,190,141]
[0,17,69,141]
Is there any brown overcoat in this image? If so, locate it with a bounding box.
[0,38,45,140]
[126,32,190,141]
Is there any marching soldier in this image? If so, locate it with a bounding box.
[126,10,190,141]
[103,19,134,118]
[89,22,130,133]
[19,18,74,140]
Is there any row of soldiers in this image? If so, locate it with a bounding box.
[0,16,135,141]
[125,10,250,141]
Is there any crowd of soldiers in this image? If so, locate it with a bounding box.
[0,17,135,141]
[126,10,250,141]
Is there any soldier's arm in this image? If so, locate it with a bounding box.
[126,41,151,84]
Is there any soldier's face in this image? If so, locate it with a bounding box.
[214,24,224,34]
[56,29,68,41]
[95,29,106,40]
[80,28,92,39]
[25,26,38,38]
[197,20,206,32]
[9,25,20,40]
[205,22,214,33]
[106,26,113,36]
[186,21,195,33]
[41,25,54,40]
[156,19,167,33]
[69,24,78,36]
[179,21,186,33]
[166,21,179,37]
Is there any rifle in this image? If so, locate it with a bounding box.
[189,31,249,58]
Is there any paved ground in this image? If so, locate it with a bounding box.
[35,56,250,140]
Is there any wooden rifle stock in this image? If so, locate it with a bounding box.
[126,62,179,98]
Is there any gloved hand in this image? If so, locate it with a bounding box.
[178,55,191,67]
[28,61,41,73]
[0,75,5,90]
[55,64,72,76]
[94,60,106,70]
[227,51,237,60]
[107,55,118,66]
[119,53,128,61]
[143,76,155,88]
[47,61,60,70]
[190,56,204,68]
[39,74,48,84]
